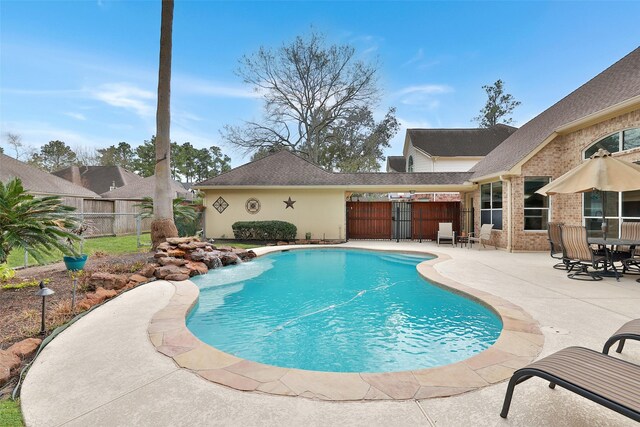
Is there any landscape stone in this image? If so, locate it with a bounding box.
[153,251,169,259]
[189,248,206,261]
[139,263,157,278]
[216,246,233,252]
[128,274,149,284]
[185,261,208,276]
[88,272,128,291]
[0,349,21,373]
[159,257,188,266]
[220,252,240,266]
[87,287,117,304]
[156,242,172,251]
[154,264,186,279]
[0,365,10,386]
[166,237,199,244]
[167,249,186,258]
[7,338,42,359]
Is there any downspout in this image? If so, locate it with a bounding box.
[500,175,513,252]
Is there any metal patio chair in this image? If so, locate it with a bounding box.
[547,222,570,270]
[559,225,606,281]
[467,223,494,249]
[436,222,456,247]
[619,222,640,275]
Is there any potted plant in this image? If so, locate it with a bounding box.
[63,221,93,271]
[305,232,312,240]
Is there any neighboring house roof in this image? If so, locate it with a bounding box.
[406,124,517,157]
[195,150,472,187]
[471,46,640,180]
[100,175,189,199]
[0,153,100,198]
[386,156,406,172]
[52,165,143,195]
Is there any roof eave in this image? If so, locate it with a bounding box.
[555,95,640,135]
[195,183,476,192]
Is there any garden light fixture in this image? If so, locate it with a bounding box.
[35,281,54,336]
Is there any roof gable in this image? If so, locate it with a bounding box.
[386,156,406,172]
[405,125,517,157]
[471,47,640,179]
[52,165,142,194]
[0,154,100,198]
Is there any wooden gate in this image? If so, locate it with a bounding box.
[412,202,461,241]
[347,201,461,241]
[346,202,392,239]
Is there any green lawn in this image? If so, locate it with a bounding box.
[6,234,152,269]
[5,235,260,269]
[0,399,24,426]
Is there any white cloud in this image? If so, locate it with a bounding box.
[174,77,259,99]
[396,84,452,97]
[394,84,453,108]
[0,120,114,149]
[90,83,155,117]
[64,112,86,121]
[403,48,425,67]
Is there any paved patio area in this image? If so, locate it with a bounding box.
[21,241,640,426]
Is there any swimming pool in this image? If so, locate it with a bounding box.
[187,249,502,373]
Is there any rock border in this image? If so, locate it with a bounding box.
[148,247,543,401]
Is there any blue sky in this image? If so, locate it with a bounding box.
[2,1,640,167]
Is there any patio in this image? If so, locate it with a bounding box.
[20,241,640,426]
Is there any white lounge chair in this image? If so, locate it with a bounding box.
[436,222,456,247]
[468,224,494,249]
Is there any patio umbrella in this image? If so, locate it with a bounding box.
[536,148,640,239]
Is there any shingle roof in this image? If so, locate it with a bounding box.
[195,150,472,187]
[0,153,100,198]
[386,156,406,172]
[52,165,143,195]
[471,47,640,179]
[407,124,517,157]
[100,175,189,199]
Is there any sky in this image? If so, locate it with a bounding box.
[1,1,640,168]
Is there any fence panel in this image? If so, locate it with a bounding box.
[412,202,461,241]
[346,201,392,239]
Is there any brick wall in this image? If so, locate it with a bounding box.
[469,108,640,251]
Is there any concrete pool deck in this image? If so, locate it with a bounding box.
[20,241,640,426]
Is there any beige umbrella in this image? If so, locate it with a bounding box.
[536,148,640,239]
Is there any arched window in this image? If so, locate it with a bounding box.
[408,155,414,172]
[584,128,640,159]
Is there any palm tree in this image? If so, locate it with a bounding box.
[0,178,80,264]
[151,0,179,248]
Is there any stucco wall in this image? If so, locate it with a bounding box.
[203,189,347,240]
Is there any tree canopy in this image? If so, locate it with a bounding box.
[29,140,77,172]
[474,79,521,128]
[222,31,398,171]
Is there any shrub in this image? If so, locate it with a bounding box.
[232,221,297,241]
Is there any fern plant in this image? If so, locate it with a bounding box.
[0,178,80,264]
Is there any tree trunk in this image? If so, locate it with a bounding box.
[151,0,178,249]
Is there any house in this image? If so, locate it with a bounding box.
[52,165,143,195]
[0,153,100,204]
[195,46,640,251]
[101,175,191,200]
[388,125,517,173]
[466,46,640,251]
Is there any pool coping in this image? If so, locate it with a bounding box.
[147,246,543,401]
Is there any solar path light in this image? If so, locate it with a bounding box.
[35,281,55,336]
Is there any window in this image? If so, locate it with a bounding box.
[524,177,550,230]
[584,128,640,158]
[408,155,414,172]
[480,181,502,230]
[583,189,640,237]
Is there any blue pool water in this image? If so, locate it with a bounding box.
[187,249,502,373]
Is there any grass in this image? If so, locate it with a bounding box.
[0,399,24,426]
[6,234,152,269]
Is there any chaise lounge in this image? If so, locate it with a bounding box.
[603,318,640,355]
[500,346,640,421]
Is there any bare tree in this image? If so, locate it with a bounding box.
[222,32,396,169]
[474,80,521,128]
[73,146,99,166]
[5,132,24,160]
[151,0,178,248]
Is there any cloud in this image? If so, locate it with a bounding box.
[64,112,86,121]
[90,83,155,117]
[0,120,114,149]
[394,84,453,108]
[174,77,259,99]
[402,48,442,70]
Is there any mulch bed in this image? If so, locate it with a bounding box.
[0,252,153,350]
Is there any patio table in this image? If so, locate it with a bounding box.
[587,238,640,280]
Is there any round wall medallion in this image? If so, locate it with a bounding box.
[245,198,261,214]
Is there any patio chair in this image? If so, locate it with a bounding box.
[547,222,570,270]
[467,223,494,249]
[603,318,640,355]
[559,225,606,281]
[619,222,640,274]
[500,346,640,422]
[436,222,455,247]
